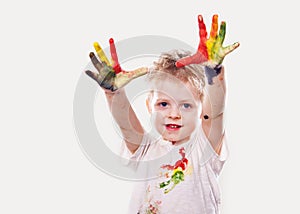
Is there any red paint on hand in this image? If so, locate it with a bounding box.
[197,15,209,60]
[109,38,122,73]
[175,52,207,68]
[175,15,209,68]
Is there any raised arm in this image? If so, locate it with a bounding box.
[176,15,239,155]
[85,38,148,153]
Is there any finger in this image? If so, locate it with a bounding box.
[93,42,111,66]
[85,70,98,81]
[223,42,240,56]
[109,38,122,74]
[197,15,208,59]
[209,14,219,39]
[89,52,103,72]
[175,52,207,68]
[217,21,226,46]
[206,15,219,60]
[198,15,208,43]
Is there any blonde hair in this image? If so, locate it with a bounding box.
[147,50,206,101]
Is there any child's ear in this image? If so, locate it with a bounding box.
[146,98,152,114]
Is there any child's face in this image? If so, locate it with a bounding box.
[147,78,202,145]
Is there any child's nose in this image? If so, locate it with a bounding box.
[168,107,181,119]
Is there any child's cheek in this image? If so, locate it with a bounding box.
[182,110,200,123]
[149,112,165,135]
[150,111,163,124]
[153,106,168,116]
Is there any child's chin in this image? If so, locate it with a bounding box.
[163,137,175,142]
[162,134,176,141]
[162,135,181,143]
[162,134,191,145]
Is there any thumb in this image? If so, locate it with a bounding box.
[114,67,148,89]
[128,67,149,79]
[223,42,240,56]
[175,52,207,68]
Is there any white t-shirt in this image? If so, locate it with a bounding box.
[121,125,228,214]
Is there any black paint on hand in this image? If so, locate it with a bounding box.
[204,66,222,85]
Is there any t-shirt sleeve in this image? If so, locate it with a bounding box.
[119,132,154,162]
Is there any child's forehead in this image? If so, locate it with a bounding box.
[151,79,199,102]
[151,75,188,88]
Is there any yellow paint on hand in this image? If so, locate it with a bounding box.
[93,42,111,66]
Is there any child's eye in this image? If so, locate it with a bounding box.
[159,102,168,107]
[182,103,191,109]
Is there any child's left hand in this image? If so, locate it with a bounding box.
[175,14,239,69]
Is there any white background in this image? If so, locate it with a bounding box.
[1,0,300,213]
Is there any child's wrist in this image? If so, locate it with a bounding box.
[104,87,124,95]
[204,65,222,85]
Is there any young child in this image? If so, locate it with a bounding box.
[86,14,239,214]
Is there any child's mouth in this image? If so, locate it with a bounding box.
[165,124,182,131]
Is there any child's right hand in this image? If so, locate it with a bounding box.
[85,38,148,92]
